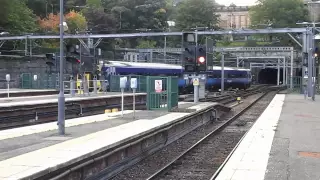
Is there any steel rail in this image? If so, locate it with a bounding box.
[209,89,282,180]
[146,89,273,180]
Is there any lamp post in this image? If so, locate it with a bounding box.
[58,0,65,135]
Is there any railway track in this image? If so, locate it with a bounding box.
[0,85,280,130]
[111,87,281,180]
[145,90,278,180]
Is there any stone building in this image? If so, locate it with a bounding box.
[216,6,251,29]
[304,0,320,22]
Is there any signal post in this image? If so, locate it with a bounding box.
[182,32,207,103]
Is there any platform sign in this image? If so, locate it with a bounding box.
[155,80,162,93]
[120,77,127,89]
[130,78,137,89]
[193,78,199,86]
[5,74,10,82]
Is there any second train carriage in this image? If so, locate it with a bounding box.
[101,61,188,93]
[100,61,251,93]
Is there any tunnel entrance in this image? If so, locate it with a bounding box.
[258,68,284,85]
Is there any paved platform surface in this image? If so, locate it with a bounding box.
[0,101,218,179]
[216,94,320,180]
[0,89,56,94]
[0,92,146,107]
[265,94,320,180]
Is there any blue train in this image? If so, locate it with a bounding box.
[101,61,252,93]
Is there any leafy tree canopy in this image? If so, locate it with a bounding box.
[38,11,87,33]
[174,0,219,31]
[250,0,309,28]
[0,0,38,34]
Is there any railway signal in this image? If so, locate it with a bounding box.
[45,53,56,67]
[66,56,81,64]
[183,45,196,72]
[196,45,207,72]
[182,32,197,72]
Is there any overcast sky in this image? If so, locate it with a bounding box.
[216,0,257,6]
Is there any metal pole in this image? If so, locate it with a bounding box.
[164,36,167,63]
[194,29,199,102]
[80,44,82,73]
[133,88,136,119]
[25,38,28,56]
[236,56,239,68]
[283,58,286,85]
[308,29,313,97]
[221,54,225,93]
[7,82,9,98]
[312,25,316,100]
[58,0,65,135]
[29,39,32,56]
[290,50,293,89]
[121,88,124,117]
[194,79,199,103]
[277,59,280,85]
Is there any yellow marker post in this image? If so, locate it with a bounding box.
[237,97,241,103]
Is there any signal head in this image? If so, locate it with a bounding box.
[198,56,205,64]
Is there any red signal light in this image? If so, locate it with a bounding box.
[76,59,81,63]
[198,56,205,64]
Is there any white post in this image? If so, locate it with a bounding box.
[277,59,280,86]
[130,78,137,120]
[5,74,10,98]
[7,83,9,98]
[283,58,286,85]
[290,50,294,89]
[121,88,124,117]
[120,77,127,118]
[133,88,136,119]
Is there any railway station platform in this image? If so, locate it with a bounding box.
[216,94,320,180]
[0,92,146,107]
[0,89,58,98]
[0,101,230,179]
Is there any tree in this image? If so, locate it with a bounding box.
[38,11,87,33]
[250,0,309,28]
[38,13,60,33]
[174,0,219,31]
[65,10,87,33]
[0,0,38,34]
[250,0,309,47]
[137,40,157,48]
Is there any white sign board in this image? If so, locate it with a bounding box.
[155,80,162,93]
[33,75,38,81]
[131,78,138,89]
[5,74,10,82]
[120,77,127,89]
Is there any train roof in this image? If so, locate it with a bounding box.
[211,66,234,70]
[233,68,251,71]
[103,61,251,72]
[104,61,183,70]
